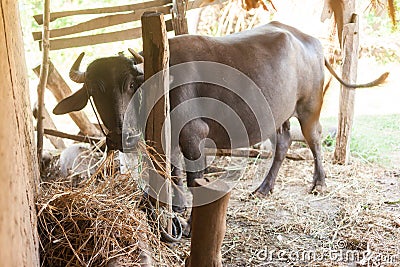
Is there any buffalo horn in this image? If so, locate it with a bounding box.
[69,52,86,83]
[128,48,144,64]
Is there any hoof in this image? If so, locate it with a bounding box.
[309,183,327,194]
[182,223,191,238]
[251,188,272,199]
[172,205,186,214]
[178,216,191,238]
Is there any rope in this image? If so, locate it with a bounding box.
[86,88,108,137]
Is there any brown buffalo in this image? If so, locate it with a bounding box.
[54,21,388,205]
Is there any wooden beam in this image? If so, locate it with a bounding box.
[32,6,171,41]
[204,147,313,161]
[172,0,188,35]
[42,128,102,144]
[141,11,173,236]
[186,0,228,10]
[33,0,172,25]
[205,148,272,159]
[32,0,226,51]
[38,19,174,51]
[33,62,101,137]
[334,7,359,164]
[42,27,141,50]
[33,0,225,26]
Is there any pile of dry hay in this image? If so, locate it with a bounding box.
[37,143,400,266]
[197,0,269,37]
[37,151,188,266]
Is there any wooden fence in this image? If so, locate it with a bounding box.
[32,0,224,50]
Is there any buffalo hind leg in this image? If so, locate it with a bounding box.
[254,120,292,197]
[298,116,326,193]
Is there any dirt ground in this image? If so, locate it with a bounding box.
[170,147,400,266]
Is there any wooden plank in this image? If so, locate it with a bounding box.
[33,61,101,137]
[33,0,172,25]
[44,27,141,50]
[142,11,172,236]
[334,11,359,164]
[32,6,171,41]
[172,0,188,35]
[39,19,174,51]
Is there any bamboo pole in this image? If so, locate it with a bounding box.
[36,0,51,168]
[33,104,66,149]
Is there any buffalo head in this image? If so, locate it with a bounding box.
[53,51,145,151]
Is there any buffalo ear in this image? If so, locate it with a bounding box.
[53,88,89,115]
[134,63,144,74]
[135,74,144,84]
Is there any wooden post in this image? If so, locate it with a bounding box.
[0,0,40,265]
[33,62,101,137]
[172,0,188,35]
[141,12,173,235]
[334,2,359,164]
[186,179,231,267]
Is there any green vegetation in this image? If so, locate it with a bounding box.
[321,114,400,167]
[362,2,400,64]
[364,1,400,35]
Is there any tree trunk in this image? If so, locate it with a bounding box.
[0,0,40,266]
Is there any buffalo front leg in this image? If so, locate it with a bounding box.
[253,120,292,197]
[171,164,186,213]
[179,119,209,236]
[180,119,209,188]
